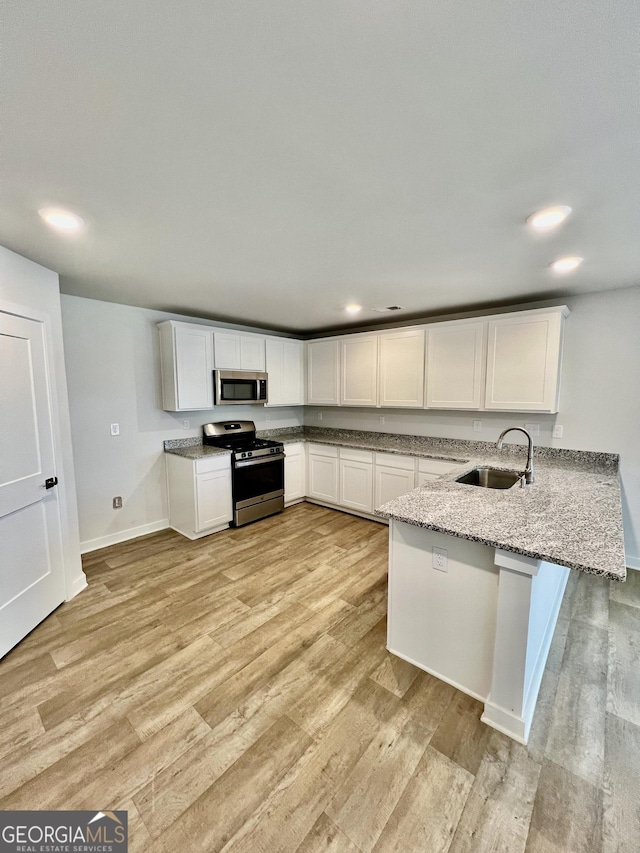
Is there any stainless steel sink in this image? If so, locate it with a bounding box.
[455,467,523,489]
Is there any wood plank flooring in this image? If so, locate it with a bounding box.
[1,502,639,852]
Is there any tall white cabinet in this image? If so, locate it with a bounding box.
[307,338,340,405]
[484,308,568,412]
[266,338,304,406]
[340,334,379,406]
[158,321,214,411]
[379,329,425,408]
[426,320,485,409]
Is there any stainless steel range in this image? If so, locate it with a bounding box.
[203,421,285,527]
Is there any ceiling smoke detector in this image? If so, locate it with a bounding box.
[371,305,405,313]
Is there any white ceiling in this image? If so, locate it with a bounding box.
[2,1,639,333]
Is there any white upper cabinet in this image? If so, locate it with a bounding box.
[484,308,568,412]
[340,334,379,407]
[265,337,304,406]
[214,331,265,371]
[378,329,426,408]
[158,321,214,411]
[307,338,340,405]
[426,320,486,409]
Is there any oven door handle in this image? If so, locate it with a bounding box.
[234,453,285,469]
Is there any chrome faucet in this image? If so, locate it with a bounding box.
[497,427,535,484]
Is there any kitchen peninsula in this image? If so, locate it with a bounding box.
[165,425,626,743]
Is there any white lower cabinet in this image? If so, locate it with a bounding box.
[339,449,374,513]
[307,444,339,504]
[284,442,306,504]
[374,453,416,508]
[166,453,232,540]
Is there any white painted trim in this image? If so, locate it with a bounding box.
[626,555,640,571]
[386,646,488,704]
[304,497,387,525]
[481,701,527,744]
[80,519,170,553]
[494,549,541,576]
[521,565,569,727]
[169,522,230,541]
[66,574,88,601]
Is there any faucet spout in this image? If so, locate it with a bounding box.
[496,427,535,484]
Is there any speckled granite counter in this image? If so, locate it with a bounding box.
[164,427,626,581]
[163,437,230,460]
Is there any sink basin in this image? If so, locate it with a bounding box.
[455,467,523,489]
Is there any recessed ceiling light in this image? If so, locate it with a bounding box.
[345,304,362,314]
[38,208,85,232]
[550,256,583,274]
[527,205,572,231]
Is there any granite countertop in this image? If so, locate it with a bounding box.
[163,427,626,581]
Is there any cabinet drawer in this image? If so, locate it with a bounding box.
[308,443,339,458]
[284,442,304,457]
[417,458,461,476]
[340,447,373,464]
[195,454,231,474]
[374,452,415,471]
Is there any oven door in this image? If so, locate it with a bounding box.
[232,455,285,510]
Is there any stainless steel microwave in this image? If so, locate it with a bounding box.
[213,370,268,405]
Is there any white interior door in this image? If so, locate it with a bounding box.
[0,310,66,658]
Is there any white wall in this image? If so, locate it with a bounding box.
[0,247,85,597]
[304,286,640,567]
[61,296,303,550]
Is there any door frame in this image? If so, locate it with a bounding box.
[0,296,86,603]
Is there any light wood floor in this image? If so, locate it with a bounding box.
[1,503,639,852]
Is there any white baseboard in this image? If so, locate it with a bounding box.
[626,555,640,571]
[80,519,170,554]
[66,573,88,600]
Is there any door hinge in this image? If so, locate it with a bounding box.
[44,477,59,489]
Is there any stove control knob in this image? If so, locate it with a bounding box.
[248,451,253,457]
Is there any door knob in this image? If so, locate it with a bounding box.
[44,477,59,489]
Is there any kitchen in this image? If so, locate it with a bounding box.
[1,2,640,852]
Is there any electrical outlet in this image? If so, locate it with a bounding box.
[110,423,120,436]
[182,419,190,430]
[317,412,323,421]
[473,420,482,432]
[113,496,122,509]
[524,422,540,437]
[552,424,564,439]
[432,546,448,572]
[379,416,385,426]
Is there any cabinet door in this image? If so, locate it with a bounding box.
[379,329,425,408]
[374,466,416,508]
[214,332,241,369]
[426,321,486,409]
[195,468,232,531]
[307,339,340,405]
[284,444,306,502]
[340,334,379,406]
[174,325,214,410]
[266,338,304,406]
[485,311,565,412]
[307,454,339,503]
[339,459,373,513]
[240,335,265,371]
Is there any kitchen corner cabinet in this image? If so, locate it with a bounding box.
[374,453,416,507]
[339,448,374,513]
[158,321,214,411]
[426,320,486,409]
[306,443,339,503]
[214,331,266,371]
[378,329,426,408]
[340,334,379,407]
[266,338,304,406]
[166,453,232,539]
[307,338,340,405]
[284,442,306,504]
[484,308,568,412]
